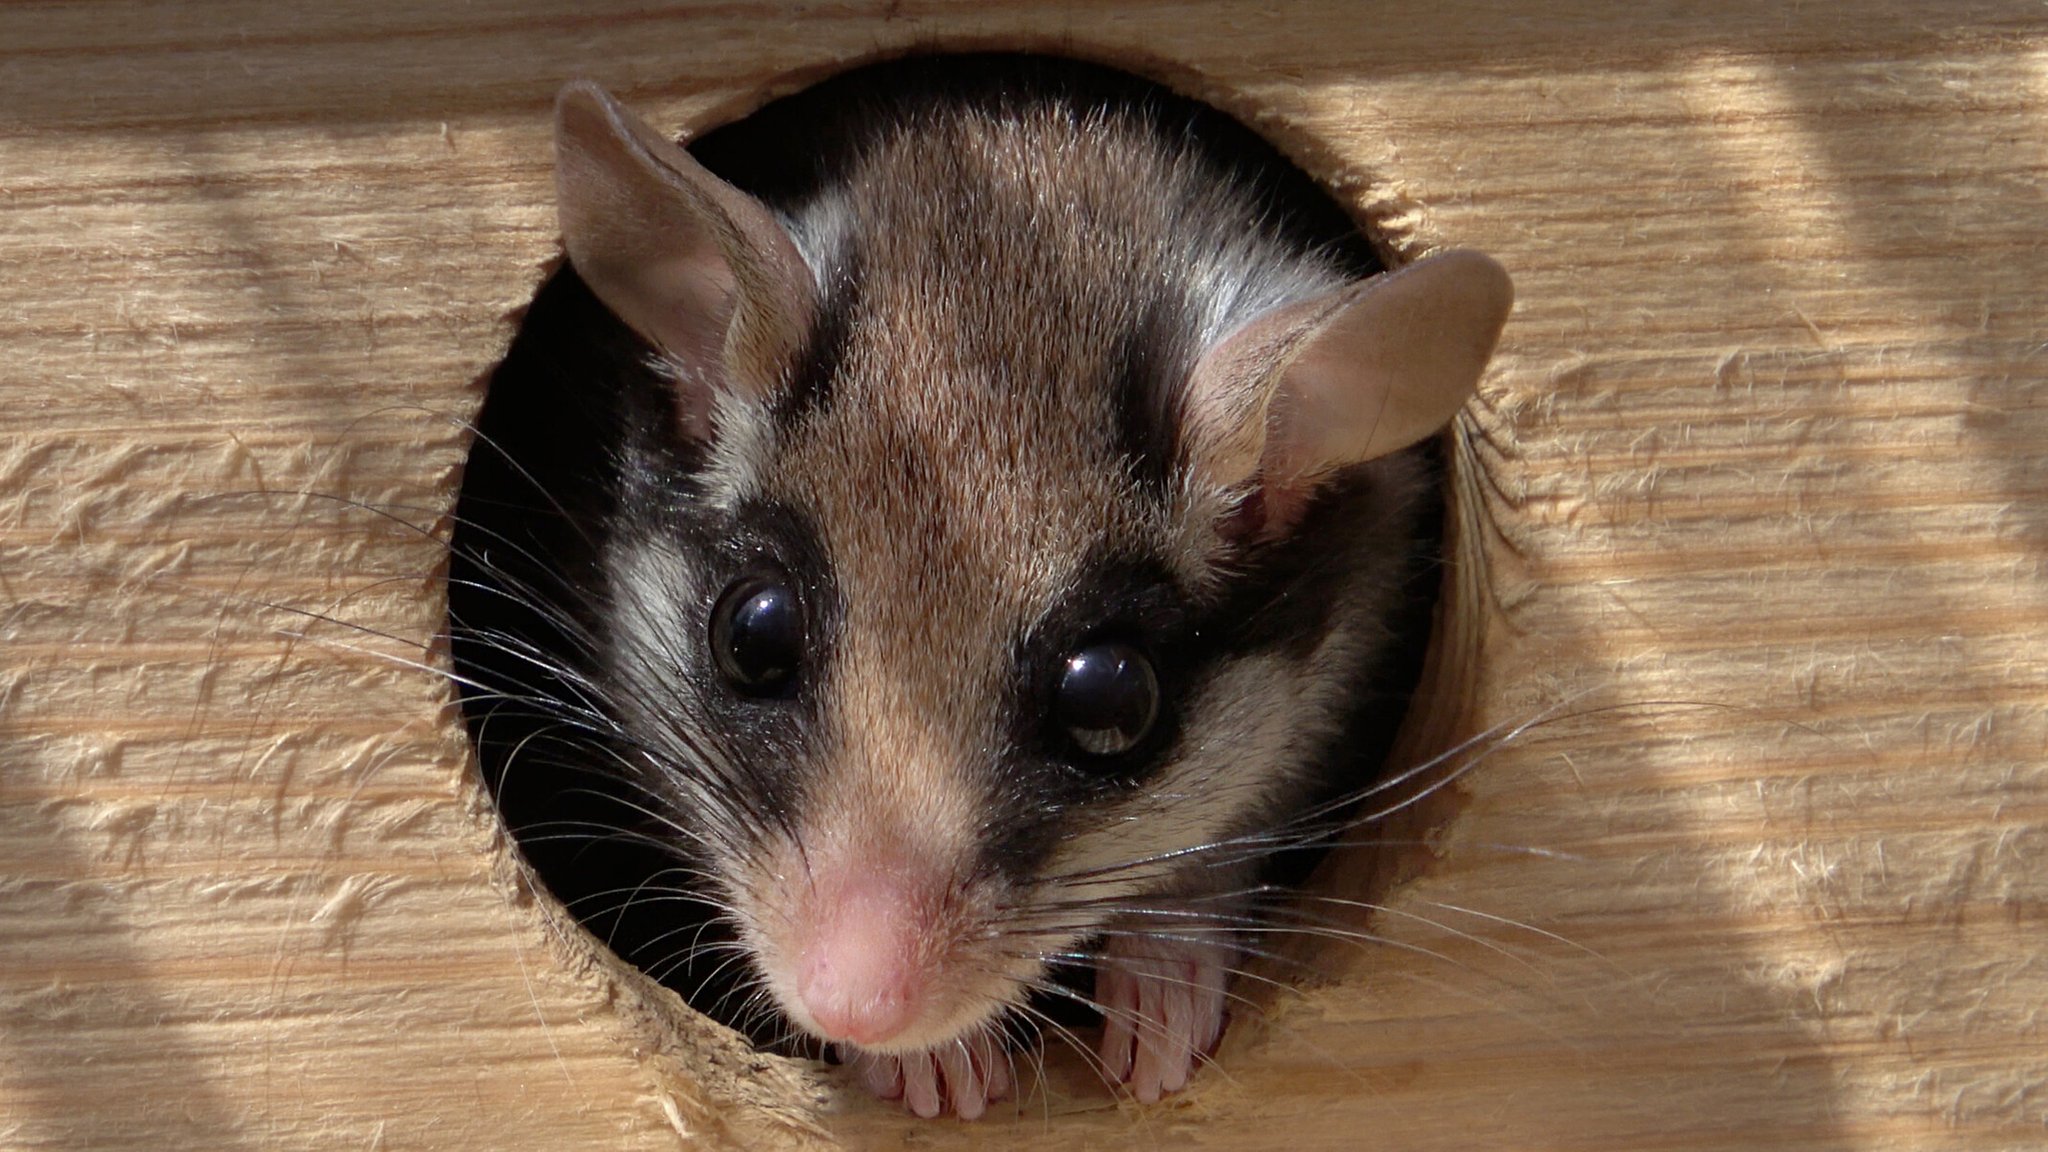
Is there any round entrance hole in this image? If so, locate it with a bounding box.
[449,52,1489,1119]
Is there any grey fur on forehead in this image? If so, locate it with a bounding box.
[776,98,1347,363]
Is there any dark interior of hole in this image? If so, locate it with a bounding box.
[450,51,1442,1053]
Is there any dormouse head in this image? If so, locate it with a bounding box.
[553,79,1512,1053]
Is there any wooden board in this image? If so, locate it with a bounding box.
[3,3,2043,1148]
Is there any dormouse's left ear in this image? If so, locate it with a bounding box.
[1183,250,1514,542]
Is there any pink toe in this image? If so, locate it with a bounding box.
[858,1053,904,1100]
[941,1044,985,1121]
[902,1055,942,1118]
[986,1049,1013,1101]
[1097,968,1137,1080]
[1159,982,1194,1093]
[1132,961,1168,1100]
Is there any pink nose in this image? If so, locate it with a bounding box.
[793,876,928,1046]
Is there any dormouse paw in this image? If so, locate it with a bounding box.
[846,1031,1013,1120]
[1095,934,1232,1103]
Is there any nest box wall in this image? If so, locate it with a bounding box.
[3,3,2043,1149]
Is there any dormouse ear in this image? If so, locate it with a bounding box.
[1185,249,1513,541]
[554,80,816,439]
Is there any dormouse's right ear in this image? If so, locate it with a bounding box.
[1184,250,1513,542]
[554,80,816,440]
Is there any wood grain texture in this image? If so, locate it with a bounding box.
[2,2,2043,1149]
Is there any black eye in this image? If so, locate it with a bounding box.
[1055,642,1160,756]
[709,576,803,696]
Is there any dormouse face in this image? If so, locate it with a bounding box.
[554,79,1510,1052]
[600,161,1277,1047]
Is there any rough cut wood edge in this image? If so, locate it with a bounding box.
[3,2,2045,1150]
